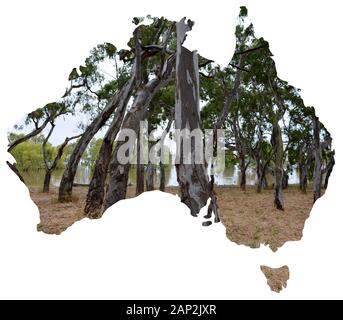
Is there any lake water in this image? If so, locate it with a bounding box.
[21,165,300,188]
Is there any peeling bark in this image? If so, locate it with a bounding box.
[313,115,322,203]
[269,75,285,210]
[102,55,175,212]
[324,152,335,189]
[58,80,133,202]
[84,78,135,218]
[175,18,219,222]
[271,122,284,210]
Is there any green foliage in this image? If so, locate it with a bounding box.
[147,85,175,131]
[8,132,24,144]
[82,138,103,172]
[9,136,62,171]
[239,6,248,17]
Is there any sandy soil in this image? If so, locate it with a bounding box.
[31,185,313,251]
[216,186,313,251]
[260,265,290,293]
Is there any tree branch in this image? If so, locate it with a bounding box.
[49,133,83,172]
[6,161,25,183]
[199,59,214,69]
[229,63,250,72]
[199,71,213,79]
[62,81,85,98]
[8,117,51,152]
[42,122,56,170]
[234,44,269,56]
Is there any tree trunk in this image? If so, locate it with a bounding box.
[6,161,25,183]
[136,127,145,196]
[300,164,308,193]
[158,116,173,192]
[102,55,175,212]
[262,174,268,189]
[174,18,219,222]
[8,117,50,152]
[41,123,56,193]
[58,80,132,202]
[299,164,303,191]
[324,153,335,189]
[282,169,288,189]
[146,161,154,191]
[256,158,263,193]
[159,162,165,191]
[43,170,52,193]
[313,115,322,203]
[271,122,284,210]
[239,158,247,190]
[84,78,134,218]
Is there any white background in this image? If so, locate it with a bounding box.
[0,0,342,299]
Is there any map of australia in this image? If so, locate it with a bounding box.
[6,7,335,293]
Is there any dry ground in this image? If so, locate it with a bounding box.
[260,265,290,293]
[216,185,313,251]
[31,185,313,251]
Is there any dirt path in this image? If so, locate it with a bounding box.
[31,185,313,251]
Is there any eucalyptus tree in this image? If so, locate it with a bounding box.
[200,6,263,193]
[321,127,335,190]
[58,42,134,202]
[102,17,176,212]
[173,18,220,222]
[142,85,174,193]
[312,112,322,203]
[84,16,176,216]
[8,102,70,152]
[42,121,82,193]
[8,102,74,188]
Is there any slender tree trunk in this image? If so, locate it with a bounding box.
[271,122,284,210]
[42,123,55,193]
[84,78,134,217]
[159,162,166,191]
[43,131,83,194]
[58,80,133,202]
[324,155,335,189]
[299,164,303,191]
[146,161,154,191]
[136,127,145,196]
[262,174,268,188]
[256,157,263,193]
[174,18,219,223]
[313,115,322,203]
[239,157,247,190]
[300,164,308,193]
[146,141,157,191]
[282,169,288,189]
[43,170,52,193]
